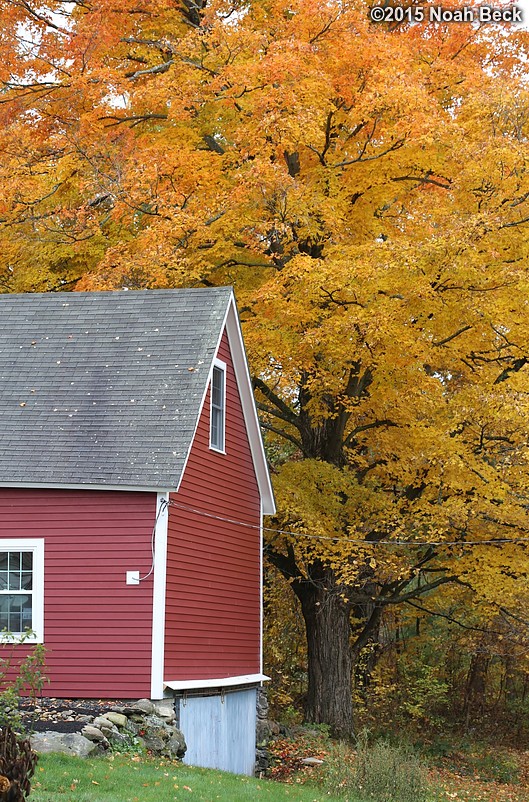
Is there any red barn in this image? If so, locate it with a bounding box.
[0,288,275,774]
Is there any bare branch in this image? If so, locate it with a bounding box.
[433,325,472,347]
[494,356,528,384]
[259,421,304,452]
[333,137,406,168]
[99,113,168,128]
[202,135,225,155]
[381,575,457,605]
[344,419,398,447]
[499,215,529,230]
[309,12,342,44]
[406,599,506,636]
[125,61,174,80]
[7,0,69,33]
[253,377,300,427]
[256,401,301,428]
[121,36,176,54]
[320,287,366,308]
[392,173,452,190]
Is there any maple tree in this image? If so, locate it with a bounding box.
[2,0,529,737]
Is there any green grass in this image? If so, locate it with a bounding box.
[30,753,346,802]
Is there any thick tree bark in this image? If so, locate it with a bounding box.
[267,542,451,737]
[297,582,355,739]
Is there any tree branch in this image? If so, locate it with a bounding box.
[406,599,505,636]
[10,0,68,32]
[494,357,527,384]
[125,61,174,80]
[392,173,452,190]
[253,377,300,427]
[259,421,304,453]
[433,325,472,347]
[99,113,168,127]
[345,419,398,447]
[333,137,406,168]
[381,575,456,606]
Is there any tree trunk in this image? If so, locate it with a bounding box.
[464,651,489,729]
[297,584,354,739]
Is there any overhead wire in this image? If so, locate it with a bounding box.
[167,499,529,548]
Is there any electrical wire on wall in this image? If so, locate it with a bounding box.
[138,496,168,582]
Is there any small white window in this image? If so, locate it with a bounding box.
[0,540,44,643]
[210,361,226,452]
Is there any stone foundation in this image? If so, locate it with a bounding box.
[30,698,186,760]
[255,688,271,774]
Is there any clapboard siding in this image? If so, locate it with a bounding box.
[165,330,261,681]
[0,488,156,698]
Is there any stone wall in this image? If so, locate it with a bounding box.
[255,688,271,775]
[30,699,186,760]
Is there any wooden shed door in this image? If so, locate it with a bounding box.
[177,687,257,776]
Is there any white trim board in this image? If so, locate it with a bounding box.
[224,298,275,515]
[164,673,270,691]
[0,481,174,493]
[176,292,275,515]
[150,492,170,700]
[259,498,264,677]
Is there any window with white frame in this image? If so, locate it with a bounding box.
[0,540,44,642]
[210,361,226,452]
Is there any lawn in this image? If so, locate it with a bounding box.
[30,753,347,802]
[28,742,529,802]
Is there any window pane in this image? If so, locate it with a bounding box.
[0,595,32,632]
[0,554,8,572]
[22,553,32,571]
[21,573,32,590]
[8,572,21,591]
[8,596,22,632]
[8,553,20,571]
[211,410,219,444]
[212,367,223,407]
[0,573,7,591]
[21,597,32,630]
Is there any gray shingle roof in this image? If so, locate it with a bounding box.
[0,288,233,488]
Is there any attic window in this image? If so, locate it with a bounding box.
[0,540,44,643]
[210,361,226,452]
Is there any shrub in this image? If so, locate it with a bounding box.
[0,632,47,734]
[0,725,38,801]
[324,731,430,802]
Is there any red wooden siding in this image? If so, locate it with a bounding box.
[0,488,156,698]
[165,330,261,681]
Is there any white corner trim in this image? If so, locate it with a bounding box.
[224,298,275,515]
[175,292,275,516]
[259,498,264,676]
[164,673,270,691]
[151,492,169,700]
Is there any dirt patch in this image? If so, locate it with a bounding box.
[18,698,134,734]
